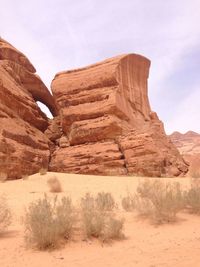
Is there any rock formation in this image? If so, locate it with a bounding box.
[0,38,57,179]
[50,54,188,177]
[0,38,189,179]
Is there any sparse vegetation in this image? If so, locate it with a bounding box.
[184,179,200,214]
[47,176,62,193]
[0,195,12,234]
[81,193,124,242]
[24,195,75,249]
[121,193,135,211]
[95,192,116,211]
[134,180,184,224]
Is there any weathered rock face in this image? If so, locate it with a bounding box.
[0,38,57,179]
[0,39,189,178]
[50,54,188,177]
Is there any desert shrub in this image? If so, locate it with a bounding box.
[39,168,47,175]
[184,179,200,214]
[121,193,135,211]
[102,216,124,241]
[24,195,75,249]
[0,172,7,182]
[0,195,12,234]
[134,180,184,224]
[47,176,62,193]
[95,192,116,211]
[81,193,124,242]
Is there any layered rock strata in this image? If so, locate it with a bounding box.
[50,54,188,177]
[0,38,57,179]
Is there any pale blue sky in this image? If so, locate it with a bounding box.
[1,0,200,134]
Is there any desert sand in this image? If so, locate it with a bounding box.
[0,172,200,267]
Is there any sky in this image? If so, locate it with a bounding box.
[0,0,200,134]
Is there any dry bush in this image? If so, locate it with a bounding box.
[95,192,116,211]
[0,172,7,182]
[47,176,62,193]
[81,193,124,242]
[102,216,124,241]
[184,179,200,214]
[134,180,184,224]
[121,193,135,211]
[0,195,12,234]
[24,195,75,250]
[39,168,47,175]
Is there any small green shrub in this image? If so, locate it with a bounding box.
[81,193,124,242]
[24,195,75,249]
[134,180,184,224]
[0,195,12,234]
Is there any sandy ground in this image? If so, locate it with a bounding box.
[0,172,200,267]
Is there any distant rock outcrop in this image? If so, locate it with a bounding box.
[170,131,200,156]
[0,38,57,179]
[50,54,188,177]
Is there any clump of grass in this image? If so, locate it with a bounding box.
[39,168,47,176]
[184,179,200,214]
[0,195,12,234]
[0,172,7,182]
[47,176,62,193]
[134,180,184,224]
[81,193,124,242]
[121,193,135,211]
[24,195,75,250]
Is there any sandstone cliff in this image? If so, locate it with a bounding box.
[50,54,188,177]
[0,38,57,179]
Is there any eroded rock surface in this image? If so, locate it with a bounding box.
[50,54,188,177]
[0,38,56,179]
